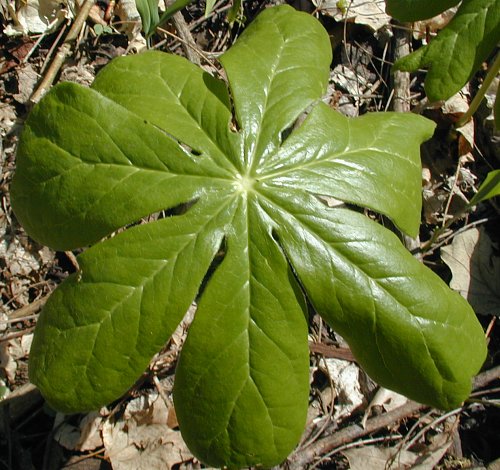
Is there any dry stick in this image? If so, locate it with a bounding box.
[163,0,201,66]
[172,12,200,66]
[390,21,411,114]
[390,20,423,259]
[30,0,95,104]
[7,296,47,321]
[473,364,500,390]
[288,401,426,469]
[287,365,500,469]
[0,326,36,343]
[308,342,356,362]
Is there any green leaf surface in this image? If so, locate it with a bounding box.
[259,102,431,236]
[386,0,461,22]
[11,81,228,250]
[205,0,216,16]
[29,195,232,411]
[11,5,487,468]
[135,0,159,36]
[174,194,309,468]
[262,188,485,409]
[394,0,500,101]
[470,169,500,205]
[219,5,331,169]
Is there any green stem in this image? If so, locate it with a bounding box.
[456,52,500,128]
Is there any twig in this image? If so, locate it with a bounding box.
[288,400,425,469]
[39,21,69,75]
[474,364,500,390]
[0,326,36,343]
[287,365,500,469]
[390,21,411,114]
[309,342,356,362]
[30,0,95,103]
[310,435,402,469]
[421,216,489,255]
[172,11,201,66]
[7,296,47,321]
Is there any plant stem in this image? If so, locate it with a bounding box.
[456,52,500,128]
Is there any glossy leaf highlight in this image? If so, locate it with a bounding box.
[11,5,487,468]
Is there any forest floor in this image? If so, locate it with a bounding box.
[1,0,500,469]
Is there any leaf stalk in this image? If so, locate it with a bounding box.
[456,52,500,128]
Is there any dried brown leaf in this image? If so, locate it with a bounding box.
[441,227,500,316]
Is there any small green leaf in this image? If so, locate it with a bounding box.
[386,0,460,22]
[228,0,242,24]
[135,0,159,36]
[470,170,500,205]
[156,0,193,31]
[394,0,500,101]
[205,0,216,16]
[11,5,487,468]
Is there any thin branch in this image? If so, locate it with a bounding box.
[30,0,95,103]
[288,365,500,469]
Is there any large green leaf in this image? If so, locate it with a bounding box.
[386,0,461,22]
[394,0,500,101]
[10,5,486,468]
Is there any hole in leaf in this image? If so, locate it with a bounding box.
[279,109,311,146]
[279,125,293,145]
[196,236,227,301]
[103,199,201,244]
[159,198,199,219]
[179,142,202,157]
[225,86,241,133]
[315,194,346,208]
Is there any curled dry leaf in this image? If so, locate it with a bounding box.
[0,102,17,136]
[102,392,193,470]
[0,335,33,384]
[441,227,500,316]
[362,387,408,427]
[412,6,459,39]
[325,358,365,421]
[4,0,74,35]
[342,446,417,470]
[313,0,391,31]
[0,238,40,278]
[0,342,17,383]
[55,410,105,451]
[14,64,39,104]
